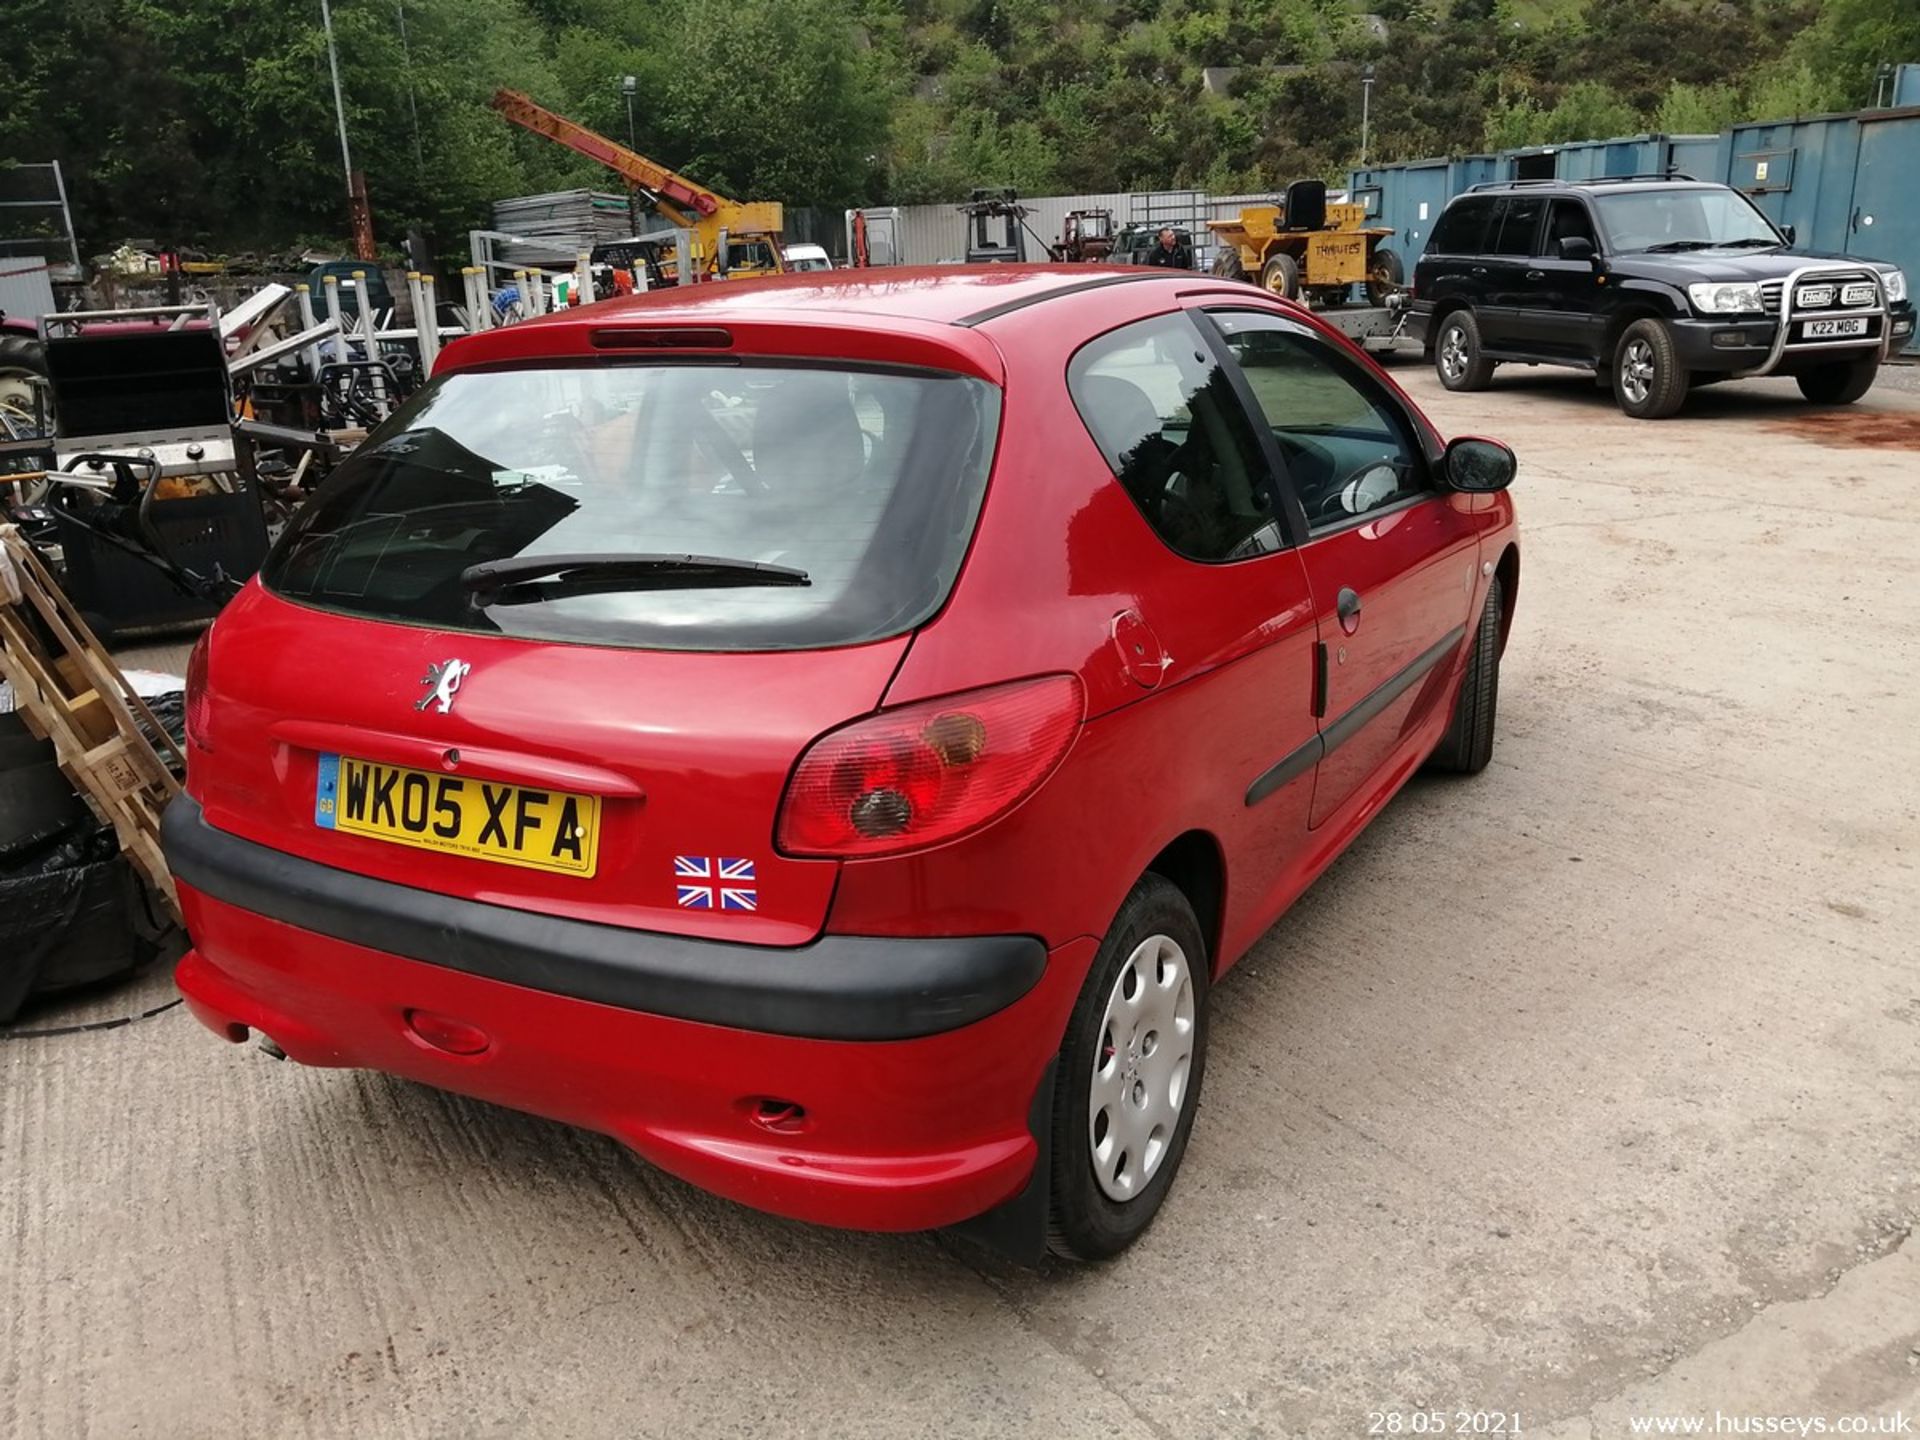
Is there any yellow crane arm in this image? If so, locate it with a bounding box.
[489,89,725,220]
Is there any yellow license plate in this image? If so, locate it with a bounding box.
[314,753,601,877]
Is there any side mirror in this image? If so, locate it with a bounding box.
[1444,436,1517,493]
[1779,223,1797,246]
[1557,236,1596,262]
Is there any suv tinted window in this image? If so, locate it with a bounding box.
[1210,311,1427,531]
[1068,313,1282,562]
[1543,199,1597,253]
[1489,195,1547,257]
[1429,196,1498,255]
[263,363,1001,651]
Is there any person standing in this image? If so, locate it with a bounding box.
[1141,228,1190,269]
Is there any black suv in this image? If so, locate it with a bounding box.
[1409,177,1915,418]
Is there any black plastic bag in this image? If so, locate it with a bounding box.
[0,828,157,1023]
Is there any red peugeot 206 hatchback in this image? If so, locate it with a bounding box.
[165,267,1519,1261]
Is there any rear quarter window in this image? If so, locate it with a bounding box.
[263,363,1002,652]
[1428,197,1498,256]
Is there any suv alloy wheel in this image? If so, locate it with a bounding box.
[1435,311,1495,392]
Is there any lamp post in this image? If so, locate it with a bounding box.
[1360,63,1375,167]
[319,0,374,259]
[622,75,641,235]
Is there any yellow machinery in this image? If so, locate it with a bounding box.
[1208,179,1401,305]
[491,90,784,281]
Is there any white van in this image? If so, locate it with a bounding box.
[783,243,834,272]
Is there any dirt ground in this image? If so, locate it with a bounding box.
[4,360,1918,1440]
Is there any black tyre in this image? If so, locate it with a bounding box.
[1428,575,1503,776]
[1211,247,1247,282]
[1795,356,1877,405]
[1367,246,1404,306]
[1260,251,1301,299]
[1434,310,1495,392]
[1613,318,1689,419]
[1048,874,1210,1262]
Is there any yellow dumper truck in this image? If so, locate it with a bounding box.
[1208,179,1402,306]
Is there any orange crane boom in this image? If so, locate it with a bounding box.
[490,89,719,225]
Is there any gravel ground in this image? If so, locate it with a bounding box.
[4,359,1918,1439]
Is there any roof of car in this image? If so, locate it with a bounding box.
[437,265,1191,383]
[518,264,1171,329]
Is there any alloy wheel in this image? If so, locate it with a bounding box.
[1439,326,1470,383]
[1620,338,1655,406]
[1088,933,1196,1202]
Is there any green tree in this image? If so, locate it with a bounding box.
[1654,81,1746,134]
[1780,0,1920,108]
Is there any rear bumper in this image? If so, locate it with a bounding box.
[164,797,1090,1233]
[162,795,1044,1041]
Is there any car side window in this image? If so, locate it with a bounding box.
[1067,313,1283,562]
[1430,196,1497,256]
[1542,199,1597,254]
[1490,195,1546,257]
[1207,311,1428,532]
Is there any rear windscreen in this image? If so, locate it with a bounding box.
[261,362,1002,651]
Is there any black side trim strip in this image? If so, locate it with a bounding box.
[953,271,1163,327]
[1245,734,1323,808]
[161,798,1045,1042]
[1322,624,1467,758]
[1243,623,1467,808]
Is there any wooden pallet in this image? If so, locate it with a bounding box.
[0,524,184,921]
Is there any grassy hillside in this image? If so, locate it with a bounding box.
[4,0,1914,255]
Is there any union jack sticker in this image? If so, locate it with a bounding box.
[674,855,758,911]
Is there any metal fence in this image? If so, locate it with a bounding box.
[0,162,81,284]
[886,190,1282,267]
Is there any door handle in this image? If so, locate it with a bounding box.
[1336,586,1362,636]
[1525,269,1545,280]
[1470,266,1489,276]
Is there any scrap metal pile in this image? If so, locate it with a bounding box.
[0,267,480,1023]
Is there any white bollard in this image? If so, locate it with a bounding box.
[420,274,439,373]
[296,282,321,377]
[404,270,429,374]
[463,266,487,330]
[352,269,377,357]
[322,274,342,361]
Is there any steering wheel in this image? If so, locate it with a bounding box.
[1272,432,1344,523]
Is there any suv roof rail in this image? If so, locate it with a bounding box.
[1580,172,1700,185]
[1466,171,1700,193]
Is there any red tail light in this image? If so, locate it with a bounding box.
[185,632,212,752]
[777,675,1084,858]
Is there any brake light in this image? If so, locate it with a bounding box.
[185,632,212,752]
[776,675,1084,858]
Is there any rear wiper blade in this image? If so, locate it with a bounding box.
[461,552,809,604]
